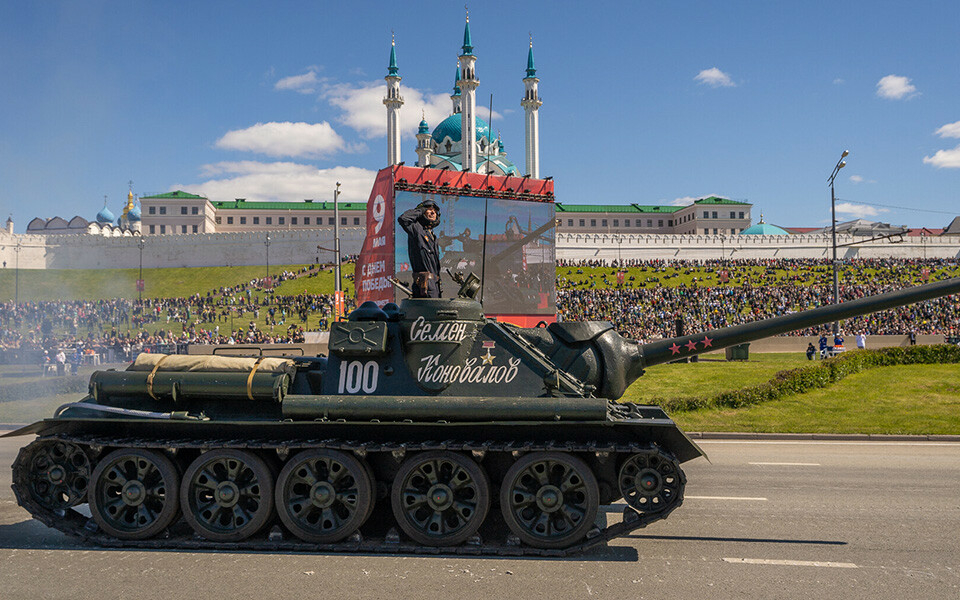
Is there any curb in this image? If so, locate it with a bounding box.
[688,431,960,442]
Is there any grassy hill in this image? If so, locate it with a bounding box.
[558,263,960,290]
[3,262,957,304]
[0,263,356,303]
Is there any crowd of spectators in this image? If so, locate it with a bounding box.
[557,258,960,341]
[2,258,957,365]
[0,265,354,363]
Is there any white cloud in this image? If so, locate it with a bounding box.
[934,121,960,138]
[694,68,735,88]
[834,202,888,218]
[175,162,377,203]
[923,144,960,168]
[322,81,503,140]
[833,78,845,85]
[275,69,322,94]
[876,75,918,100]
[849,175,864,183]
[215,122,352,158]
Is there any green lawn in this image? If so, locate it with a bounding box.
[672,363,960,435]
[0,263,356,303]
[620,352,812,405]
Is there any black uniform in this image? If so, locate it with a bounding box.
[398,203,441,298]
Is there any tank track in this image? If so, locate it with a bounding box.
[12,433,684,557]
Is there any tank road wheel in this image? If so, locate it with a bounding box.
[89,449,180,540]
[391,451,490,547]
[618,449,685,515]
[275,449,374,544]
[500,452,599,549]
[180,449,275,542]
[16,439,92,510]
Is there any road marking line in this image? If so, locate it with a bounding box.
[686,496,768,501]
[749,462,821,466]
[723,558,858,569]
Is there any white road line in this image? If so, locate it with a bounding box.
[748,462,821,466]
[723,558,858,569]
[686,496,768,501]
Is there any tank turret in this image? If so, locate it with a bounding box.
[6,275,960,555]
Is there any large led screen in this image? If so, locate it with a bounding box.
[394,190,556,315]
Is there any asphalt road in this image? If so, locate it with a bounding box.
[1,433,958,600]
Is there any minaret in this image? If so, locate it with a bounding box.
[450,65,462,114]
[521,37,542,179]
[416,111,433,168]
[458,13,479,173]
[383,35,404,166]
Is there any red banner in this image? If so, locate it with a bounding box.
[355,167,396,306]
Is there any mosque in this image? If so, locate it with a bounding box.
[385,13,540,178]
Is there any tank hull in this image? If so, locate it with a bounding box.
[10,407,698,556]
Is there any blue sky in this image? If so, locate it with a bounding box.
[1,0,958,231]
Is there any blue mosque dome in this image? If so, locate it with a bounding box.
[741,214,789,235]
[431,114,491,145]
[96,205,115,224]
[418,117,430,135]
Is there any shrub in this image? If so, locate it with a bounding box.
[659,345,960,413]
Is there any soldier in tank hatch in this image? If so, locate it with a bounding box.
[398,199,442,298]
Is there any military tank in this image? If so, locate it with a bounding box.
[7,274,960,556]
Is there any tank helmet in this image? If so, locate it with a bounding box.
[418,199,440,212]
[417,199,441,226]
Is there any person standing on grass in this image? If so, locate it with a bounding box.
[55,348,66,376]
[856,332,866,350]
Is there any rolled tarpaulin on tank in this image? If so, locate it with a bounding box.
[90,370,290,403]
[126,353,295,374]
[281,395,608,422]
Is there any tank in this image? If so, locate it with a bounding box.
[6,274,960,556]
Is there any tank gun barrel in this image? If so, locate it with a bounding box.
[640,277,960,368]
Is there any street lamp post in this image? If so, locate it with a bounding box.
[265,233,271,290]
[14,240,21,305]
[333,182,342,296]
[827,150,849,335]
[137,237,145,305]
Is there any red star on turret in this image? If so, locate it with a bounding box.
[701,336,713,348]
[669,343,681,355]
[685,340,698,351]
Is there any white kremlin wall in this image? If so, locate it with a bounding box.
[557,233,960,262]
[1,229,958,271]
[0,228,367,270]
